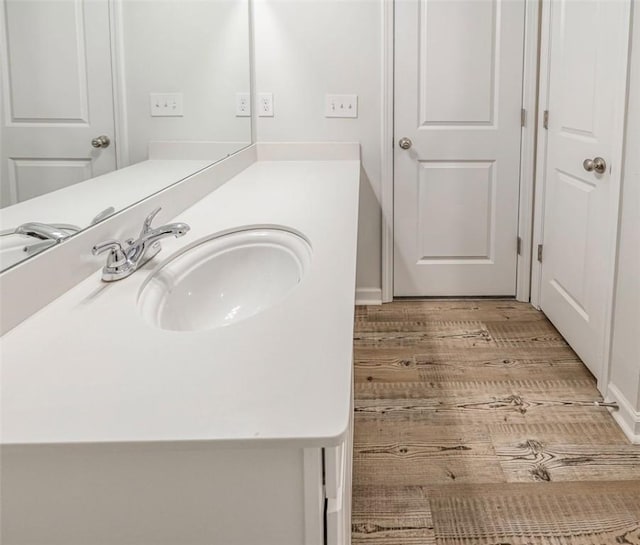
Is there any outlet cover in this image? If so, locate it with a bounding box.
[258,92,274,117]
[325,94,358,118]
[236,92,251,117]
[150,93,183,117]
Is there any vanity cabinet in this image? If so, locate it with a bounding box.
[1,398,354,545]
[1,153,360,545]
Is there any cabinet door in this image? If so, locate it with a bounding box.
[304,443,350,545]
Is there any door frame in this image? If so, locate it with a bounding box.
[380,0,541,303]
[530,0,632,391]
[109,0,130,169]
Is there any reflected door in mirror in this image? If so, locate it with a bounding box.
[0,0,116,207]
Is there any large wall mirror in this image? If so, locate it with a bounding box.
[0,0,252,272]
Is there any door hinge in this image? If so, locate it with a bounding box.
[543,110,549,130]
[537,244,543,262]
[521,108,526,128]
[517,236,522,255]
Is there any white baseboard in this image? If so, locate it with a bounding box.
[607,383,640,444]
[355,288,382,306]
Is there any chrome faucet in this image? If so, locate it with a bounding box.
[92,207,190,282]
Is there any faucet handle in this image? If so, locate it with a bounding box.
[140,207,162,237]
[92,240,127,266]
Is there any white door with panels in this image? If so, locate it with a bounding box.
[394,0,526,296]
[537,0,630,380]
[0,0,116,207]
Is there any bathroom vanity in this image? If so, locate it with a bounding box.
[0,145,360,545]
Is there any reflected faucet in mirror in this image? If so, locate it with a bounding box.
[0,223,79,267]
[0,207,116,270]
[14,222,80,243]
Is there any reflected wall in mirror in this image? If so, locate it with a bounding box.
[0,0,251,271]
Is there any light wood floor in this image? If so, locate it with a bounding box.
[352,300,640,545]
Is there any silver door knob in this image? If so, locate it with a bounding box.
[398,137,412,150]
[583,156,606,174]
[91,135,111,149]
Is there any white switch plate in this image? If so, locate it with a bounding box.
[150,93,183,117]
[325,94,358,118]
[236,92,251,117]
[258,92,274,117]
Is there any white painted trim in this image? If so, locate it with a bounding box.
[7,162,18,205]
[248,0,256,147]
[302,448,323,545]
[0,2,16,205]
[515,0,540,303]
[530,0,552,310]
[380,0,394,303]
[355,288,382,306]
[607,383,640,444]
[0,2,11,129]
[109,0,130,168]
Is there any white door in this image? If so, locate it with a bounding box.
[394,0,526,296]
[0,0,116,207]
[538,0,630,379]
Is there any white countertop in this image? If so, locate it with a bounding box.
[0,160,212,233]
[0,159,360,447]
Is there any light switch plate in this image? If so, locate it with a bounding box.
[150,93,183,117]
[258,92,274,117]
[236,92,251,116]
[325,94,358,118]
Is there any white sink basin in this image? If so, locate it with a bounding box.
[138,228,312,332]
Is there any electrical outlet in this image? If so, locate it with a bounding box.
[325,94,358,118]
[258,92,274,117]
[236,92,251,117]
[150,93,183,117]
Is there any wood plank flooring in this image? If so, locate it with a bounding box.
[352,300,640,545]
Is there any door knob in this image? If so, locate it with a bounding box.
[583,156,606,174]
[91,135,111,149]
[398,137,412,150]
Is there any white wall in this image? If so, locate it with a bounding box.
[121,0,252,165]
[253,0,383,296]
[608,3,640,439]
